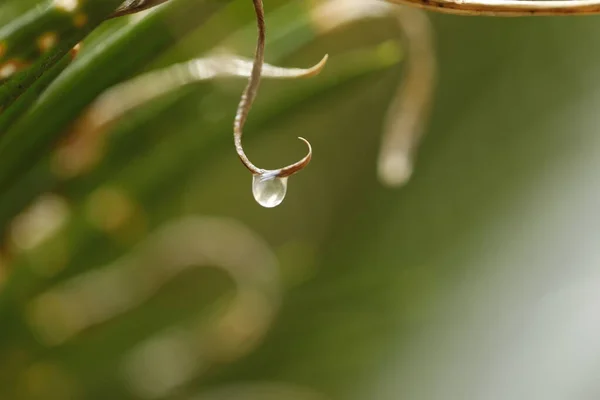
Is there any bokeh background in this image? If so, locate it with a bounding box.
[2,0,600,399]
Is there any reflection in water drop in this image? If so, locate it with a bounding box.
[252,174,288,208]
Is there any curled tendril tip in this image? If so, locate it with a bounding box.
[234,0,325,179]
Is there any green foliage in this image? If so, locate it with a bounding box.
[0,1,403,398]
[2,1,599,400]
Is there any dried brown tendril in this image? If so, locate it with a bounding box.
[385,0,600,16]
[234,0,322,179]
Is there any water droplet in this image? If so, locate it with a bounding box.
[252,174,288,208]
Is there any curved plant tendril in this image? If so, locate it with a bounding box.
[234,0,322,181]
[378,6,435,186]
[27,216,281,397]
[312,0,435,187]
[234,0,328,207]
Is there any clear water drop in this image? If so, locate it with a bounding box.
[252,174,288,208]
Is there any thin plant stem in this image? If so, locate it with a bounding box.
[233,0,317,178]
[384,0,600,16]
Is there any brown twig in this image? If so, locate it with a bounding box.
[110,0,171,18]
[384,0,600,16]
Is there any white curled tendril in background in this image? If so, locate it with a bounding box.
[26,216,282,399]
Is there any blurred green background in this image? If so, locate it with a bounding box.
[2,0,600,399]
